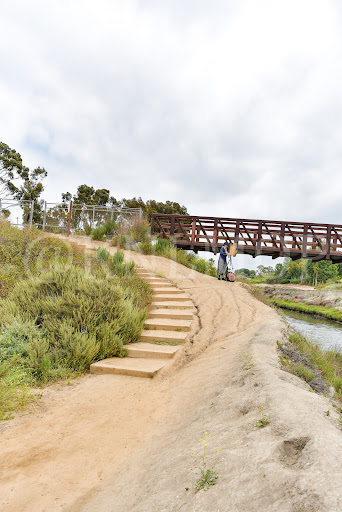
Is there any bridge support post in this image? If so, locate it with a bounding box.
[325,225,331,259]
[213,220,218,252]
[256,221,262,255]
[191,219,196,249]
[170,215,175,236]
[302,224,308,258]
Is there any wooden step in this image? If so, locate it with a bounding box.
[149,283,176,289]
[136,269,153,275]
[148,308,193,320]
[90,357,167,378]
[141,276,167,282]
[152,287,183,294]
[140,330,188,343]
[151,301,194,309]
[144,318,191,332]
[153,294,190,301]
[125,342,180,359]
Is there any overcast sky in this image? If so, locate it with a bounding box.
[1,0,342,235]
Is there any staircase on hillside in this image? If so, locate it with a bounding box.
[90,268,194,378]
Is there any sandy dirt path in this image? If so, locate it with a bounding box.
[1,238,342,511]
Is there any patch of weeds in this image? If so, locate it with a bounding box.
[278,333,341,398]
[294,364,315,383]
[246,285,272,305]
[241,351,255,370]
[255,406,270,428]
[194,432,219,491]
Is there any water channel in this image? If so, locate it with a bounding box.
[283,309,342,352]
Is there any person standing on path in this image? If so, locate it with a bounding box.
[217,241,229,280]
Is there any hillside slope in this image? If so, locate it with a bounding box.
[1,237,342,511]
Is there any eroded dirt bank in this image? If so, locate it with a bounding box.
[1,237,342,511]
[260,284,342,309]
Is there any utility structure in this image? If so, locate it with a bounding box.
[151,214,342,263]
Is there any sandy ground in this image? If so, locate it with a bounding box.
[1,237,342,511]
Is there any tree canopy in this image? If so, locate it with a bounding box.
[0,141,47,224]
[62,186,188,221]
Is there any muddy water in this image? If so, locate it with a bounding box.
[284,309,342,351]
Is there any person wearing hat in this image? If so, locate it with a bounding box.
[217,241,230,280]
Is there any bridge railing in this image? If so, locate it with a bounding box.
[151,214,342,262]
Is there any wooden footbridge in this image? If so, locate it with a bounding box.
[151,214,342,263]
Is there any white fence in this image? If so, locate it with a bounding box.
[0,199,142,233]
[0,199,34,227]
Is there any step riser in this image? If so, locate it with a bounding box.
[149,285,176,289]
[90,365,160,378]
[126,349,174,359]
[152,289,182,294]
[125,342,180,360]
[148,311,193,320]
[140,336,186,344]
[153,295,190,301]
[140,333,187,343]
[144,324,190,332]
[151,302,194,309]
[144,281,170,285]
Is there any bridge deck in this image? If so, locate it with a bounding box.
[151,214,342,263]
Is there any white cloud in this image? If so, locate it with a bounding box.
[1,0,342,245]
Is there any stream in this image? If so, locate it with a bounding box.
[284,309,342,352]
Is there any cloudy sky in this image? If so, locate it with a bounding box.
[1,0,342,231]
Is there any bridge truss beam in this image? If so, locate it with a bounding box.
[151,214,342,263]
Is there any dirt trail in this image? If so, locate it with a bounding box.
[1,237,342,511]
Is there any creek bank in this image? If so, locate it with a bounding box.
[270,298,342,324]
[260,284,342,309]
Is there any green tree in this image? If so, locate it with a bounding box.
[119,197,188,221]
[64,185,110,206]
[306,259,339,285]
[0,142,24,197]
[0,142,47,224]
[287,261,303,280]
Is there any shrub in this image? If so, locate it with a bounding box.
[96,247,110,263]
[128,216,150,243]
[84,223,92,236]
[0,265,149,384]
[154,238,172,256]
[111,234,127,249]
[90,225,106,240]
[0,220,86,297]
[140,241,153,255]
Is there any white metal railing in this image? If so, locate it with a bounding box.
[0,199,34,227]
[0,199,142,233]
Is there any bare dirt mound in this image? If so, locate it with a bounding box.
[1,238,342,512]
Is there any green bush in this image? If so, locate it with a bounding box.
[140,241,153,254]
[128,217,150,243]
[96,247,110,263]
[0,219,86,297]
[111,234,127,249]
[91,219,117,240]
[0,265,149,384]
[154,238,172,256]
[90,225,106,240]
